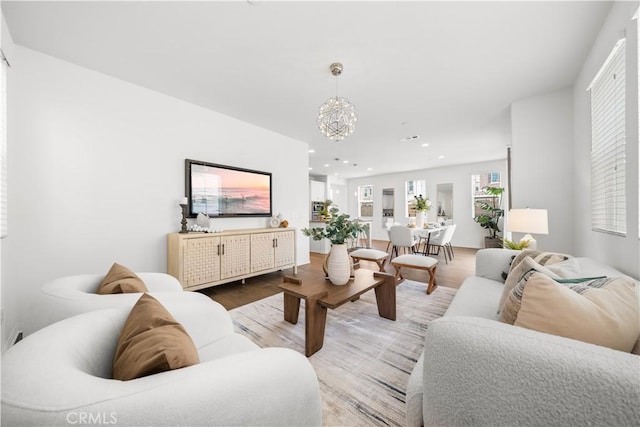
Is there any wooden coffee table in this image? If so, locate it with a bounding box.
[278,268,396,356]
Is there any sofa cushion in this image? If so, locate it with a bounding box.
[500,272,639,352]
[475,248,520,283]
[97,263,148,294]
[113,293,200,380]
[497,251,571,313]
[445,276,503,320]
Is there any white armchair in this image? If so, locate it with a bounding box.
[24,272,196,336]
[2,300,323,426]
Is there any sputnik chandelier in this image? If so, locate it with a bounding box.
[317,62,357,141]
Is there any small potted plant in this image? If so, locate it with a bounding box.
[302,206,364,285]
[473,186,505,248]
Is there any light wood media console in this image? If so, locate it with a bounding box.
[167,228,297,291]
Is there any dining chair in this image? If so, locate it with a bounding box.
[389,225,419,257]
[446,224,457,259]
[427,225,455,264]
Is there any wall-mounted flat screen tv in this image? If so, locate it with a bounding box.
[185,159,272,218]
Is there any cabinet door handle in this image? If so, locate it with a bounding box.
[272,238,276,248]
[222,244,225,255]
[275,238,278,248]
[217,244,220,256]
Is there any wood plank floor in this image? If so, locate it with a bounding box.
[198,240,477,310]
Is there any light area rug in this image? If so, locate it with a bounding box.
[229,280,457,427]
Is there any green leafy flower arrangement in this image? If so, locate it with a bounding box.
[502,238,530,250]
[413,194,432,212]
[302,207,364,245]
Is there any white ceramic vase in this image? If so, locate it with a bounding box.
[416,211,426,229]
[326,243,352,285]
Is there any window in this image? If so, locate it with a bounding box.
[589,38,626,236]
[471,173,501,217]
[358,185,373,218]
[405,180,425,217]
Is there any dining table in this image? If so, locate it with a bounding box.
[412,225,444,255]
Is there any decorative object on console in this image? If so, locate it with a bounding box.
[473,186,505,248]
[196,212,210,228]
[187,212,220,232]
[188,224,221,233]
[317,63,357,141]
[302,206,364,285]
[179,197,189,234]
[506,208,549,250]
[269,216,280,228]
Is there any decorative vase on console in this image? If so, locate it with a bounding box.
[302,206,364,285]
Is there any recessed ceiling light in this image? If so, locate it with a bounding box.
[421,143,429,147]
[438,155,445,159]
[367,167,372,171]
[308,149,315,153]
[324,164,330,167]
[343,160,349,164]
[308,167,313,170]
[334,173,339,176]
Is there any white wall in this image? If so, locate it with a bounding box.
[573,2,639,278]
[327,175,348,214]
[510,88,574,254]
[3,45,310,342]
[347,159,507,249]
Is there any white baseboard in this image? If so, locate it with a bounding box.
[2,327,20,353]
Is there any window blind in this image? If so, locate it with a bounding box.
[0,51,7,239]
[589,38,626,236]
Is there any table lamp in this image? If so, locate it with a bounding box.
[506,208,548,250]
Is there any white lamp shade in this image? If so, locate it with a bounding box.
[507,209,549,235]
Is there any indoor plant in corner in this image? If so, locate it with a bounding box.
[473,186,505,248]
[302,206,364,285]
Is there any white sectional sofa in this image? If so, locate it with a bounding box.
[406,248,640,427]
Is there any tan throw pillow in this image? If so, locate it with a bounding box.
[497,253,569,313]
[97,263,148,294]
[113,293,200,380]
[500,272,640,353]
[507,250,572,276]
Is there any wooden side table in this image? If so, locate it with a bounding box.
[278,268,396,356]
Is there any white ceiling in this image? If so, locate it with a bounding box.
[2,1,612,179]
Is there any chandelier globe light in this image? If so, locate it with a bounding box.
[317,62,357,141]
